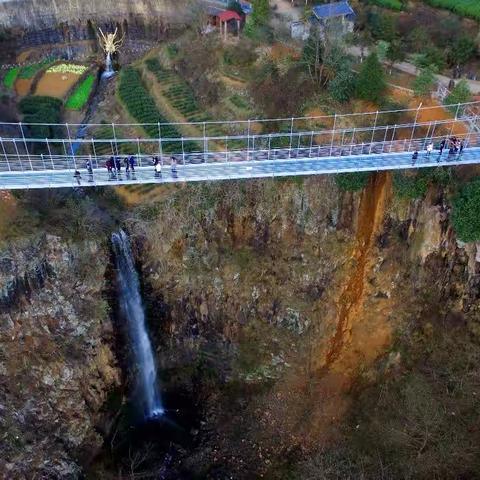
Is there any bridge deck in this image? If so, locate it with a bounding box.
[1,148,478,190]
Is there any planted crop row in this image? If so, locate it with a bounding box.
[422,0,480,20]
[118,67,197,152]
[65,74,95,110]
[18,59,53,79]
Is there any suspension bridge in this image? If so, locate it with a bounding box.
[0,101,479,190]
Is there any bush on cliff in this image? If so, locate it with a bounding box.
[451,177,480,242]
[335,172,371,192]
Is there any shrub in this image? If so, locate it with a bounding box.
[65,74,95,110]
[393,170,428,199]
[3,67,19,89]
[223,43,257,67]
[451,177,480,242]
[368,0,403,10]
[335,172,371,191]
[18,96,62,140]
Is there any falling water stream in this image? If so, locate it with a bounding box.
[111,229,164,419]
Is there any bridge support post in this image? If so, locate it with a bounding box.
[0,137,10,172]
[430,121,437,145]
[465,113,477,147]
[112,123,119,157]
[181,137,186,165]
[390,125,396,152]
[136,138,141,166]
[247,119,251,161]
[19,122,32,170]
[46,138,54,169]
[309,131,313,157]
[13,139,23,171]
[382,126,388,153]
[268,134,272,160]
[157,123,163,165]
[91,138,97,167]
[41,153,45,170]
[330,114,337,156]
[288,117,294,159]
[351,127,356,154]
[369,111,378,154]
[203,122,207,163]
[225,136,228,162]
[408,103,422,152]
[66,123,77,171]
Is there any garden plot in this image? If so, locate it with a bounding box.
[35,63,88,99]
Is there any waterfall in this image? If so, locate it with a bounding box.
[102,51,115,78]
[111,230,164,419]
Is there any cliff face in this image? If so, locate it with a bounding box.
[122,175,480,478]
[0,234,120,478]
[0,0,183,29]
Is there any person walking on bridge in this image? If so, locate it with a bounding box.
[439,139,446,155]
[106,157,114,176]
[129,155,136,172]
[412,150,418,165]
[124,156,130,172]
[426,142,433,157]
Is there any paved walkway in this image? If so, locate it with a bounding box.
[348,46,480,95]
[1,147,479,190]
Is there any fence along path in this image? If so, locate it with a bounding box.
[0,101,479,189]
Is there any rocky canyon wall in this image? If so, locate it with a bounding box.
[0,0,184,29]
[0,233,120,478]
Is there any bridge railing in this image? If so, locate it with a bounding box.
[1,129,478,174]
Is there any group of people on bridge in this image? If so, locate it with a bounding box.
[411,137,465,165]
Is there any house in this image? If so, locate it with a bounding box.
[311,0,355,39]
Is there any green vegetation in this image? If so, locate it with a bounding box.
[118,66,197,152]
[3,67,19,89]
[422,0,480,21]
[393,170,429,199]
[451,177,480,242]
[412,66,436,97]
[335,172,371,192]
[244,0,271,40]
[18,96,62,139]
[369,0,403,11]
[356,52,386,103]
[444,80,472,115]
[65,74,95,110]
[18,59,52,79]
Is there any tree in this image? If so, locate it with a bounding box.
[301,29,323,83]
[356,52,386,103]
[444,80,472,115]
[386,40,405,74]
[328,68,356,103]
[412,66,436,97]
[447,36,477,68]
[244,0,270,38]
[452,177,480,242]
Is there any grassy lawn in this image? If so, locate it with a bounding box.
[65,74,95,110]
[3,67,19,89]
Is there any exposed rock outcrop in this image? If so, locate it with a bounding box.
[0,234,120,479]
